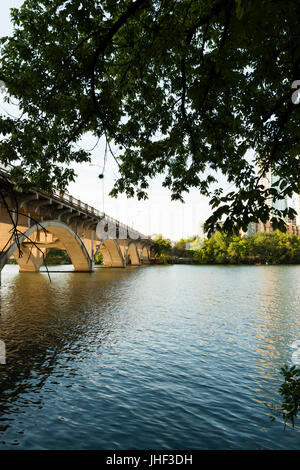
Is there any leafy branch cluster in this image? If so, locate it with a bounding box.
[267,365,300,430]
[278,365,300,429]
[0,0,299,232]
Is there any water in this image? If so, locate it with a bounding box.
[0,264,300,450]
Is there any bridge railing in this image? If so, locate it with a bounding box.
[52,189,102,217]
[52,190,146,238]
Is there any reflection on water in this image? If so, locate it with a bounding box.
[0,264,300,449]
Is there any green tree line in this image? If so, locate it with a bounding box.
[154,232,300,265]
[194,231,300,265]
[45,249,71,265]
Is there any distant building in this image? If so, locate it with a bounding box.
[194,176,300,240]
[260,168,289,214]
[293,193,300,226]
[185,237,204,250]
[196,221,205,238]
[247,167,300,236]
[184,221,206,250]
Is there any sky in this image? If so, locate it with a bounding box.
[0,0,231,240]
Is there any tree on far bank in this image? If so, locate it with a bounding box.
[153,234,172,256]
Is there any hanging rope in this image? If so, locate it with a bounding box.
[98,139,108,180]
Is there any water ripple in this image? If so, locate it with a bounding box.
[0,264,299,449]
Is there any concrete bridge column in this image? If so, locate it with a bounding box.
[126,242,141,266]
[98,240,125,267]
[14,245,46,272]
[140,245,151,264]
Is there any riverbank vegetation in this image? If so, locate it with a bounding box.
[8,249,72,265]
[45,249,104,265]
[154,232,300,265]
[94,251,104,265]
[45,249,71,265]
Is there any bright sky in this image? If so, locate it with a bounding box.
[0,0,228,240]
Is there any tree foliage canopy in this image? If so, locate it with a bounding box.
[0,0,299,233]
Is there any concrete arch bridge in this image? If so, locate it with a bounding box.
[0,169,154,283]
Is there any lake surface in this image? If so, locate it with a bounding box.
[0,264,300,449]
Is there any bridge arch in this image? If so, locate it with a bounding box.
[97,239,125,267]
[126,242,141,266]
[1,220,92,273]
